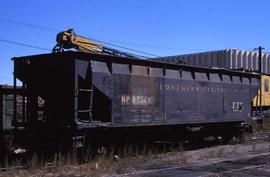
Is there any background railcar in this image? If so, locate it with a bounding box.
[0,85,25,131]
[10,51,260,152]
[0,85,27,158]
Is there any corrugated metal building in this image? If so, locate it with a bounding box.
[155,49,270,73]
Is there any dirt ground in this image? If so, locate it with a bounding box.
[2,131,270,177]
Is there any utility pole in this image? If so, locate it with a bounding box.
[254,46,265,121]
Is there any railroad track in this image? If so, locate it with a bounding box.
[119,152,270,177]
[248,131,270,142]
[206,164,270,177]
[0,165,27,172]
[0,163,54,172]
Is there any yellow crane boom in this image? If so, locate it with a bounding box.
[53,29,138,58]
[53,29,103,53]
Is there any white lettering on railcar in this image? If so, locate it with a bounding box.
[232,102,243,111]
[121,95,130,105]
[121,95,154,106]
[159,84,225,93]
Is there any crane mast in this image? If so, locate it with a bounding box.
[53,29,138,58]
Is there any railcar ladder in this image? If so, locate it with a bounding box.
[77,84,94,122]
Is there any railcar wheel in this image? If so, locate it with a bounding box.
[238,131,247,143]
[222,135,233,144]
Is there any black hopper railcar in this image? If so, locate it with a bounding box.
[11,51,260,152]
